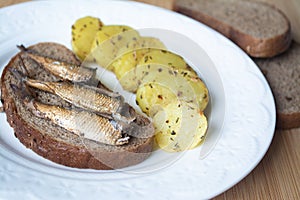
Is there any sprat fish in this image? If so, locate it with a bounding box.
[11,69,136,123]
[18,45,96,83]
[10,84,130,146]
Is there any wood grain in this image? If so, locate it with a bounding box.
[214,129,300,199]
[134,0,175,10]
[1,0,299,199]
[0,0,29,7]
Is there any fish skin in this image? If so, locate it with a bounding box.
[11,67,136,123]
[17,45,96,83]
[10,54,153,139]
[28,99,129,145]
[10,83,129,145]
[28,53,96,83]
[25,78,123,118]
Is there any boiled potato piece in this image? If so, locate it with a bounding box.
[119,64,190,92]
[136,82,177,116]
[190,111,208,149]
[182,70,209,111]
[119,49,209,110]
[110,49,149,79]
[136,37,166,49]
[119,49,189,92]
[138,49,196,73]
[121,37,166,53]
[153,100,207,152]
[90,25,140,69]
[71,16,104,61]
[108,37,166,77]
[120,63,208,110]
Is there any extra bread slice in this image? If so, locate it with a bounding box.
[0,42,153,170]
[255,42,300,129]
[175,0,292,58]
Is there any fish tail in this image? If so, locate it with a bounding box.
[17,44,28,52]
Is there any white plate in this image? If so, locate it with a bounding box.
[0,0,275,199]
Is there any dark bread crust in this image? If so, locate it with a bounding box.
[255,42,300,129]
[277,112,300,129]
[1,42,153,170]
[175,0,292,58]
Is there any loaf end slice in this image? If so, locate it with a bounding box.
[255,42,300,129]
[175,0,292,58]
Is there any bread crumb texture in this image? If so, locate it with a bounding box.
[255,42,300,128]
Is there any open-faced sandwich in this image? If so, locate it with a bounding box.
[1,42,155,170]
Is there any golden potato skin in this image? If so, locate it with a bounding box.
[138,49,193,71]
[109,38,166,77]
[91,25,140,69]
[71,16,104,61]
[153,101,208,152]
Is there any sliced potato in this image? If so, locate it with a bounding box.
[110,49,149,79]
[118,49,189,92]
[136,82,177,116]
[182,70,209,111]
[190,111,208,149]
[136,37,166,49]
[153,100,207,152]
[120,37,166,54]
[120,63,208,110]
[119,64,187,92]
[138,49,196,73]
[92,25,135,43]
[90,25,140,69]
[108,37,166,77]
[71,16,104,61]
[119,49,209,110]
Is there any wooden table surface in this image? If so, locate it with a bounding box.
[1,0,299,199]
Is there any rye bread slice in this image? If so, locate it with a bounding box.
[254,42,300,129]
[0,42,153,170]
[175,0,292,58]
